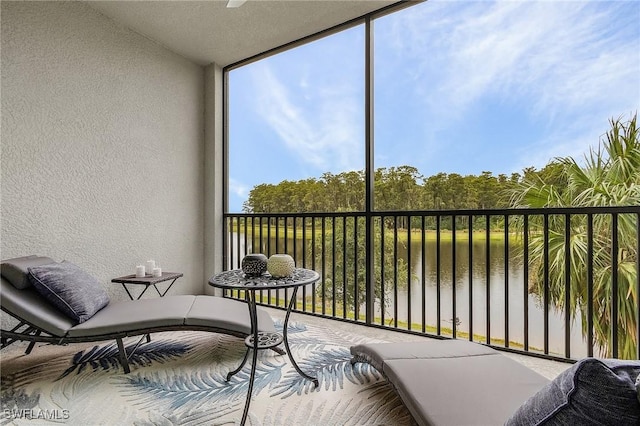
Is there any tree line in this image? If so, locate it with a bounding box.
[242,164,565,214]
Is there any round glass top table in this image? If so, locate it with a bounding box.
[208,268,320,425]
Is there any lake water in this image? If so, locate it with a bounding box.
[230,233,589,358]
[395,239,587,357]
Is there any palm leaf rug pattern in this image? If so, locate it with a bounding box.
[0,319,415,425]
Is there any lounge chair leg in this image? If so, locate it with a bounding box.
[116,338,131,374]
[24,330,41,355]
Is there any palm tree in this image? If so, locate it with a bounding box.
[509,113,640,359]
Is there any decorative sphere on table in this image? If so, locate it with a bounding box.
[241,253,268,277]
[267,254,295,278]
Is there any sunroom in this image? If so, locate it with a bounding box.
[2,1,639,425]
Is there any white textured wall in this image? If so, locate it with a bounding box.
[1,2,206,304]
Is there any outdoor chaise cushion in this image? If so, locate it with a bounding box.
[1,256,277,373]
[1,255,56,289]
[66,295,274,338]
[351,340,551,426]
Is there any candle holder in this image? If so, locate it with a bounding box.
[135,265,146,278]
[242,253,268,277]
[146,260,156,276]
[267,254,295,278]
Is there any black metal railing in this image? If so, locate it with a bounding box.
[223,206,640,361]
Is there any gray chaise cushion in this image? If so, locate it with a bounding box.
[385,354,550,426]
[506,358,640,425]
[68,295,196,337]
[351,340,550,426]
[350,339,497,373]
[1,255,55,289]
[185,296,276,335]
[28,261,110,323]
[1,278,75,336]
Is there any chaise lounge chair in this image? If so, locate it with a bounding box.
[351,339,550,425]
[351,340,640,425]
[1,255,279,374]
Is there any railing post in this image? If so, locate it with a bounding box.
[523,214,529,352]
[504,214,509,347]
[564,213,571,359]
[452,214,457,338]
[636,212,640,360]
[611,213,619,358]
[587,213,594,357]
[543,214,550,355]
[485,214,490,344]
[407,214,412,330]
[469,214,474,342]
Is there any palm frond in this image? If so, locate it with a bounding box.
[273,320,307,334]
[120,359,283,411]
[269,347,382,398]
[509,112,639,359]
[1,362,59,389]
[256,382,412,426]
[57,340,191,380]
[0,387,40,412]
[132,401,239,426]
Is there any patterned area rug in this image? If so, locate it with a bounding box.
[1,319,414,425]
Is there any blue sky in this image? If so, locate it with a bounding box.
[228,0,640,212]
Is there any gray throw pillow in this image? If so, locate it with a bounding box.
[28,261,110,323]
[1,255,55,289]
[506,358,640,425]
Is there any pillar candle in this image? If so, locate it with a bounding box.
[146,260,156,275]
[136,265,146,278]
[152,267,162,278]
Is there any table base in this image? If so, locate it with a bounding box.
[225,287,318,425]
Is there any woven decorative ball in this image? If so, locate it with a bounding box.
[241,253,268,277]
[267,254,295,278]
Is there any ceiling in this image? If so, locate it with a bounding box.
[87,0,409,68]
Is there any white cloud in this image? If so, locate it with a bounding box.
[383,0,640,169]
[390,1,638,111]
[229,177,249,198]
[249,62,363,173]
